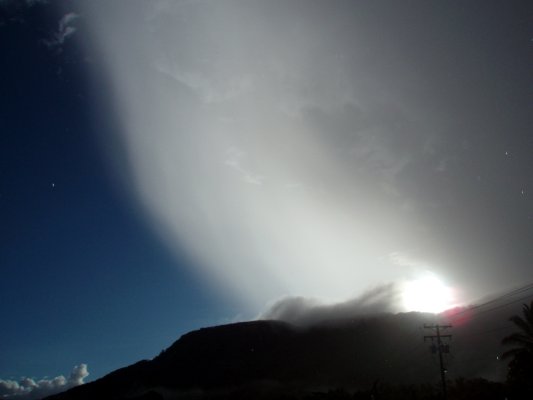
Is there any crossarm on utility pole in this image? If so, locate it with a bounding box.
[423,324,452,400]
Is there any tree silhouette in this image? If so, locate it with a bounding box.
[501,301,533,359]
[501,300,533,394]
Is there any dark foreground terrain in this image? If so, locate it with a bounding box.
[45,310,532,399]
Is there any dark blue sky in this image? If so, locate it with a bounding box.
[0,1,238,383]
[1,0,532,395]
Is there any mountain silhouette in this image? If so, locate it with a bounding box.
[44,310,511,400]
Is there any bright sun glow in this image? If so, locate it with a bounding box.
[402,275,454,313]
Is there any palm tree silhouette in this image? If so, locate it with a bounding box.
[501,300,533,360]
[501,300,533,390]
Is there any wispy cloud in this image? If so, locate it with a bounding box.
[44,12,79,50]
[224,147,265,186]
[0,364,88,400]
[156,65,254,104]
[388,251,428,270]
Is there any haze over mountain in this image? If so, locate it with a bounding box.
[44,288,532,400]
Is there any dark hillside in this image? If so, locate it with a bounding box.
[45,311,511,400]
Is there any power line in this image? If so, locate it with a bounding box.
[371,283,533,377]
[462,292,533,318]
[443,282,533,320]
[444,292,533,328]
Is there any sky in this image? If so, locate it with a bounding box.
[1,0,532,396]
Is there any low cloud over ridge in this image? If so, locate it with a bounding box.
[260,283,402,326]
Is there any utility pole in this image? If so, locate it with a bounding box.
[424,324,452,400]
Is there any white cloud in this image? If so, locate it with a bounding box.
[45,12,79,49]
[388,252,428,269]
[0,364,89,400]
[59,12,78,29]
[156,65,254,104]
[224,147,265,186]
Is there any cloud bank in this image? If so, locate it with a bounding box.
[260,283,403,326]
[0,364,88,400]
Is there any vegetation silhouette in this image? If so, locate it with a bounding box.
[42,305,533,400]
[501,300,533,398]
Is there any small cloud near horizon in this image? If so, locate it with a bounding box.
[0,364,89,400]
